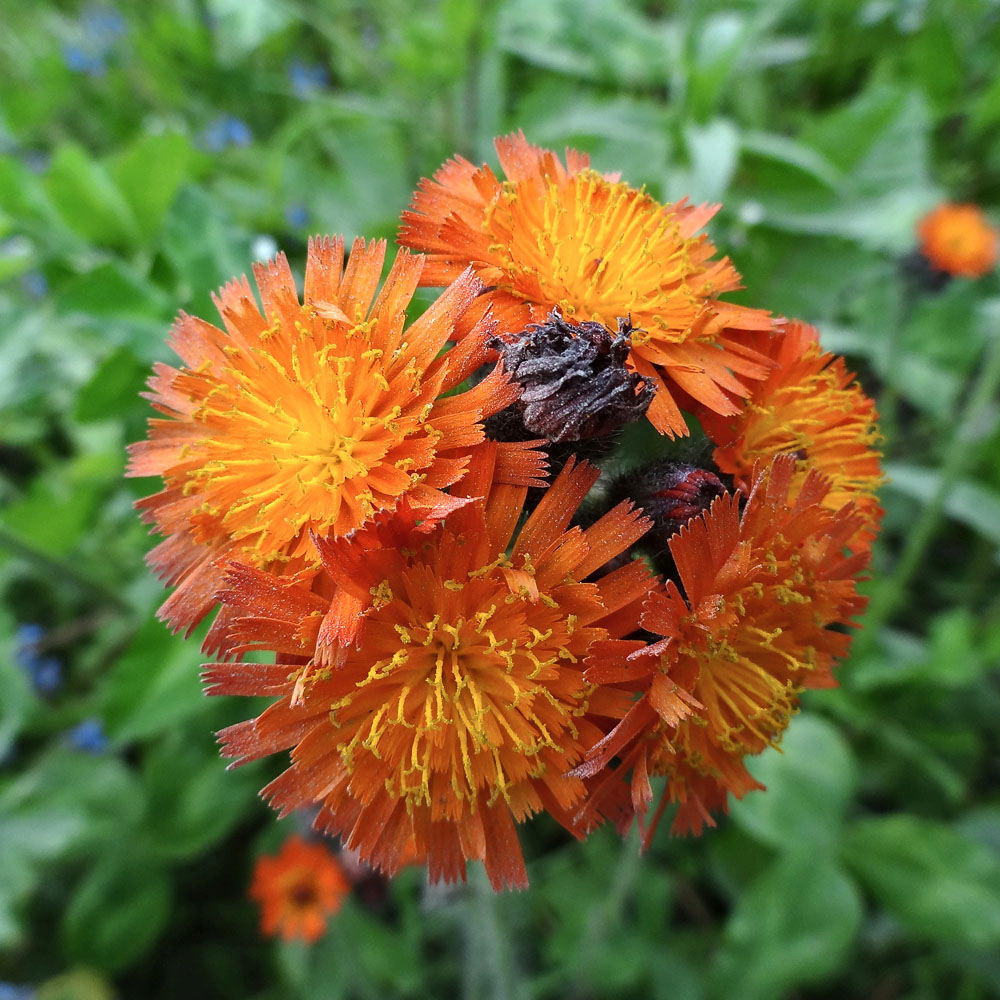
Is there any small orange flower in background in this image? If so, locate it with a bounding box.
[250,835,350,943]
[917,202,998,277]
[695,320,884,550]
[576,456,869,841]
[399,132,775,437]
[128,236,545,651]
[205,452,656,890]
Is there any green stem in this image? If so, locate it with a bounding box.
[462,865,527,1000]
[0,525,131,612]
[861,328,1000,647]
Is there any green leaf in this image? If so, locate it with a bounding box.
[497,0,673,88]
[142,731,262,859]
[0,613,35,759]
[740,130,843,189]
[37,968,116,1000]
[74,346,150,424]
[729,713,856,852]
[55,260,172,319]
[111,131,197,240]
[842,815,1000,948]
[205,0,295,63]
[0,751,144,948]
[61,848,172,974]
[101,618,209,743]
[713,852,862,1000]
[44,144,139,248]
[160,185,253,316]
[676,119,740,202]
[884,463,1000,548]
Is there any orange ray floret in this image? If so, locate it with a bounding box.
[576,456,869,842]
[918,202,998,278]
[249,835,350,943]
[696,321,884,549]
[204,454,657,890]
[128,237,545,649]
[399,132,775,437]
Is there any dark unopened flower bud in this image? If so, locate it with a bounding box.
[608,461,729,575]
[493,310,654,443]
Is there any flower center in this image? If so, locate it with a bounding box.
[484,171,701,340]
[287,877,319,909]
[332,585,586,817]
[180,323,426,562]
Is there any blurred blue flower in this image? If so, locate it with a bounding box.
[199,115,253,153]
[287,60,329,98]
[0,983,36,1000]
[285,202,310,228]
[30,658,63,695]
[62,5,128,77]
[67,718,110,755]
[22,270,49,300]
[62,44,107,76]
[81,5,127,44]
[14,623,62,696]
[15,623,44,648]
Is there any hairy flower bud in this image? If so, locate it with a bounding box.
[608,460,729,571]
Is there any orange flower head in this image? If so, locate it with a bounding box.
[205,454,656,890]
[918,202,998,277]
[577,456,869,841]
[399,132,775,437]
[249,835,350,943]
[129,237,543,647]
[697,321,884,549]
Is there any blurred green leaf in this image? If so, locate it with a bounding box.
[111,131,197,240]
[842,816,1000,948]
[101,618,209,743]
[205,0,295,63]
[740,130,842,189]
[729,713,856,852]
[675,119,740,202]
[75,346,150,424]
[497,0,672,88]
[160,185,252,315]
[61,847,172,973]
[142,731,261,859]
[45,144,139,248]
[38,968,116,1000]
[884,463,1000,548]
[0,614,35,758]
[713,852,862,1000]
[55,260,172,318]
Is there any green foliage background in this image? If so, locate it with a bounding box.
[2,1,1000,997]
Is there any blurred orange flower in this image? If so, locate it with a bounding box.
[918,202,998,277]
[128,236,545,650]
[696,320,883,550]
[577,456,868,841]
[206,453,656,890]
[250,835,349,943]
[399,132,774,437]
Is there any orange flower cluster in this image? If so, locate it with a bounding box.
[131,132,883,890]
[918,202,998,278]
[250,835,349,942]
